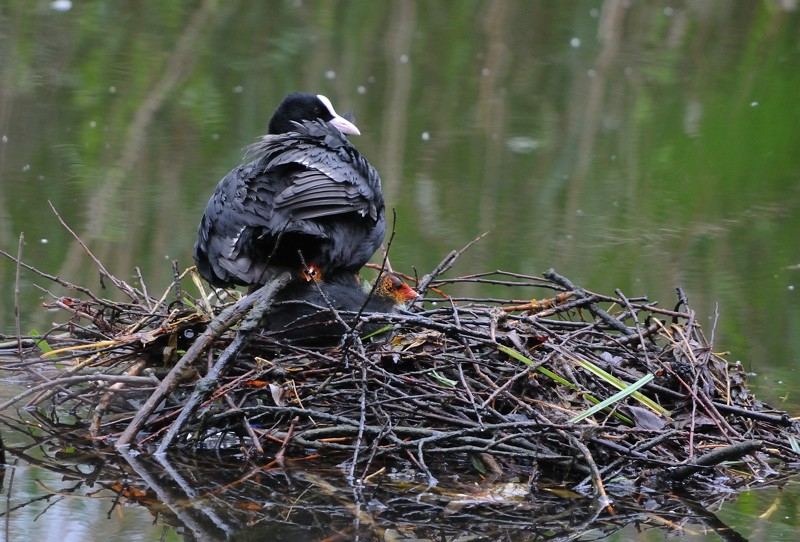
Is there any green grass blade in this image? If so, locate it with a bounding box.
[571,356,669,417]
[498,345,573,388]
[569,373,654,424]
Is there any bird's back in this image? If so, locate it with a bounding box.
[194,120,385,288]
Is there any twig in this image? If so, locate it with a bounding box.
[570,434,612,510]
[171,260,183,305]
[666,440,764,481]
[544,269,634,336]
[152,271,292,454]
[412,232,489,303]
[275,416,300,465]
[135,267,153,312]
[348,346,370,485]
[118,448,233,539]
[90,359,151,436]
[614,288,648,359]
[48,201,144,303]
[0,374,158,412]
[14,233,23,359]
[116,272,288,448]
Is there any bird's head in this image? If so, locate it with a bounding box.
[374,273,418,306]
[269,92,361,136]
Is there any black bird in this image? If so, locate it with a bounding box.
[194,93,385,288]
[263,271,417,346]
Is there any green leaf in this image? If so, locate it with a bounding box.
[28,330,52,354]
[788,434,800,454]
[361,324,392,340]
[428,370,458,388]
[498,345,574,389]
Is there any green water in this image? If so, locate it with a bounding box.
[1,1,799,540]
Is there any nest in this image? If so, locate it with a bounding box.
[1,239,799,504]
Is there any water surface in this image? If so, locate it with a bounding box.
[1,1,799,540]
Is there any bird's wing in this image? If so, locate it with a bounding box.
[271,169,373,220]
[250,122,383,222]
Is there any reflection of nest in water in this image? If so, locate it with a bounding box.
[2,445,771,541]
[1,237,799,514]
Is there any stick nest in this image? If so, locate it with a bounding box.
[2,251,799,496]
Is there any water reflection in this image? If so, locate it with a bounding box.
[3,436,794,541]
[2,0,800,539]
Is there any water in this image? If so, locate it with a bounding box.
[1,1,799,539]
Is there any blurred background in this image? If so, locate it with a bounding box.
[1,1,800,540]
[2,1,799,394]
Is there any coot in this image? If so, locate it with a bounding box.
[194,93,385,288]
[263,271,417,345]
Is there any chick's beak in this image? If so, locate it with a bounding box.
[396,282,418,302]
